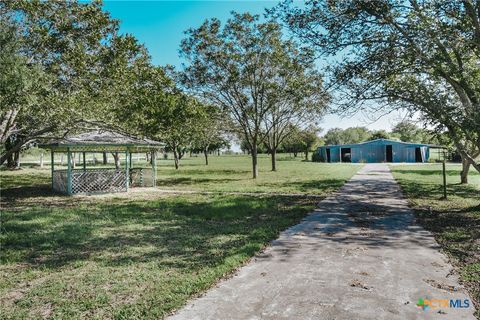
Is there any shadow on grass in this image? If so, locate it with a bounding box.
[2,185,55,200]
[155,176,241,187]
[161,168,251,175]
[1,195,316,270]
[415,205,480,264]
[395,177,480,201]
[285,179,347,193]
[392,168,471,177]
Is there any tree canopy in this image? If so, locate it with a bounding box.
[323,127,371,145]
[276,0,480,177]
[0,0,150,166]
[180,12,327,177]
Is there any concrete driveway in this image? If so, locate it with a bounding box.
[169,164,476,320]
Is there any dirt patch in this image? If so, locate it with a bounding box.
[350,279,371,290]
[424,279,459,292]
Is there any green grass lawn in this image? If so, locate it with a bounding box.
[156,154,361,194]
[1,154,359,319]
[390,164,480,316]
[3,154,360,195]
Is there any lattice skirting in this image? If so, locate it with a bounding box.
[52,168,154,194]
[71,170,127,194]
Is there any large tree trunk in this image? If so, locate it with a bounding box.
[4,134,21,169]
[14,151,20,168]
[0,108,19,144]
[304,150,309,161]
[456,146,480,174]
[271,148,277,171]
[102,152,107,165]
[2,137,22,168]
[251,144,258,179]
[6,151,20,169]
[112,152,120,169]
[204,147,209,165]
[460,156,470,184]
[0,125,57,166]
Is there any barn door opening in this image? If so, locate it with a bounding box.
[386,145,393,162]
[341,148,352,162]
[415,147,423,162]
[326,148,331,162]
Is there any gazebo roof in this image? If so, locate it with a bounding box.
[39,130,165,152]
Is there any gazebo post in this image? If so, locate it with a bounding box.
[125,149,130,191]
[51,150,55,189]
[82,152,86,172]
[67,148,72,195]
[152,150,157,187]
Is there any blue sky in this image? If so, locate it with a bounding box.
[103,0,407,132]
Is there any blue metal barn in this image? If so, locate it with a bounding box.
[315,139,431,163]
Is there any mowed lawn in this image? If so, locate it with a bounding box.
[390,164,480,316]
[0,155,359,319]
[155,154,360,194]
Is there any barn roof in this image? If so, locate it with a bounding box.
[39,130,165,152]
[320,139,438,149]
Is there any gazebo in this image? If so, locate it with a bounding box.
[39,130,164,195]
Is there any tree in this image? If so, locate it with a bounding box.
[277,0,480,182]
[0,14,47,167]
[260,48,327,171]
[323,127,371,145]
[120,65,199,170]
[369,130,390,140]
[300,125,321,160]
[391,121,429,143]
[0,0,149,166]
[281,125,304,157]
[180,13,326,177]
[192,104,228,165]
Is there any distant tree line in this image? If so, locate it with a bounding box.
[239,124,321,161]
[322,121,441,146]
